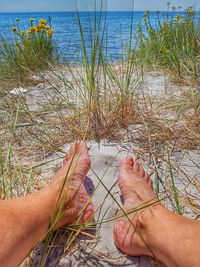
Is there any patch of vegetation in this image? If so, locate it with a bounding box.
[0,17,58,91]
[137,7,200,81]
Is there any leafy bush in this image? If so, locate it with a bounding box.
[137,7,200,80]
[0,17,58,82]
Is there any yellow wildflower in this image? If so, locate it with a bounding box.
[36,24,42,31]
[162,47,169,54]
[187,9,195,15]
[15,18,19,22]
[47,29,53,37]
[28,26,37,34]
[40,19,47,25]
[175,15,181,21]
[30,18,35,22]
[36,23,47,31]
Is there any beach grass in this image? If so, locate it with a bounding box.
[137,7,200,81]
[0,17,58,92]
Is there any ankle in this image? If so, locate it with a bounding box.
[140,206,182,267]
[135,204,168,258]
[137,203,165,230]
[124,204,165,257]
[36,185,61,218]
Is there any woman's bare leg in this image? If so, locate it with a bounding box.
[0,142,94,267]
[113,157,200,267]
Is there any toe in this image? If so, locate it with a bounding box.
[64,143,77,163]
[83,203,94,223]
[75,183,94,224]
[79,141,88,152]
[139,165,145,178]
[133,160,147,179]
[119,157,134,172]
[76,141,91,163]
[118,157,134,186]
[79,202,94,223]
[133,159,140,173]
[148,178,153,188]
[144,172,150,181]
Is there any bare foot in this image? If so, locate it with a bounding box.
[43,141,94,228]
[113,157,162,257]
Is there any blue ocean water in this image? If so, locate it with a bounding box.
[0,11,199,62]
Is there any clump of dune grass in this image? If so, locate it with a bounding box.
[137,7,200,81]
[0,17,58,91]
[41,9,141,143]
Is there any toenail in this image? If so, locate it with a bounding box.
[124,156,133,163]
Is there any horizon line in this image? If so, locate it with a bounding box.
[0,9,199,13]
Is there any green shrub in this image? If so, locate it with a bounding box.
[137,7,200,80]
[0,17,58,88]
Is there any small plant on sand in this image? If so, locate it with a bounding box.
[62,9,140,142]
[137,7,200,80]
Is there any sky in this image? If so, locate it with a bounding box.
[0,0,199,12]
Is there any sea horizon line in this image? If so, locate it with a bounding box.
[1,10,199,13]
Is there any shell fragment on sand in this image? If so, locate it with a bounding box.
[9,87,27,95]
